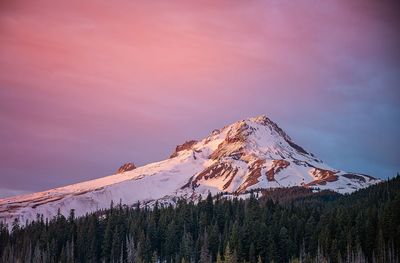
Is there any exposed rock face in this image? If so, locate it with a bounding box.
[341,173,375,182]
[170,140,198,158]
[266,160,290,181]
[189,162,239,190]
[116,162,136,173]
[306,168,339,186]
[209,121,258,160]
[236,159,266,193]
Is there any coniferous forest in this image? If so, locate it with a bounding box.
[0,175,399,263]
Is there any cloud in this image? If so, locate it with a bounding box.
[0,0,399,192]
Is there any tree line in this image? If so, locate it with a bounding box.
[0,175,399,263]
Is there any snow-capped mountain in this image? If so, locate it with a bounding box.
[0,115,379,226]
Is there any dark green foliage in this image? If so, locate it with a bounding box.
[1,175,399,262]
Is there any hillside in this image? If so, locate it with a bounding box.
[0,175,398,262]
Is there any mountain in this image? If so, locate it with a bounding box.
[0,115,379,226]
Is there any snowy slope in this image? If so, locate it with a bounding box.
[0,115,380,226]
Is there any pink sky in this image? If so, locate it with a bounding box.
[0,0,399,197]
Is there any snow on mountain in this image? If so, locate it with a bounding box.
[0,115,379,226]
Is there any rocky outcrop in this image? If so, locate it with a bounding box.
[266,160,290,181]
[306,168,339,186]
[116,162,136,173]
[209,122,252,160]
[189,162,239,190]
[341,173,374,183]
[170,140,198,158]
[236,159,266,193]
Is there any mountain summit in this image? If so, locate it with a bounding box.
[0,115,379,226]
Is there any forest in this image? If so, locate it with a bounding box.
[0,175,399,263]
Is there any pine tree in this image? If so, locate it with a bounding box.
[24,242,32,263]
[66,239,75,263]
[181,231,193,261]
[126,235,136,263]
[33,243,41,263]
[136,240,144,263]
[111,226,121,262]
[102,218,113,262]
[224,242,235,263]
[216,252,223,263]
[120,243,125,263]
[151,251,158,263]
[249,243,256,263]
[199,232,211,263]
[278,226,289,262]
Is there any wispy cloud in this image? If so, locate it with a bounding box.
[0,0,399,192]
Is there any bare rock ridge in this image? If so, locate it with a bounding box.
[170,140,198,158]
[116,162,136,173]
[0,114,380,226]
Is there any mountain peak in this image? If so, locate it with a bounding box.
[223,115,292,143]
[247,114,291,140]
[211,115,308,160]
[248,114,270,124]
[0,115,380,227]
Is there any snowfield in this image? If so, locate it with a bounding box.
[0,115,380,227]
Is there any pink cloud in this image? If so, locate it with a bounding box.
[0,0,399,195]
